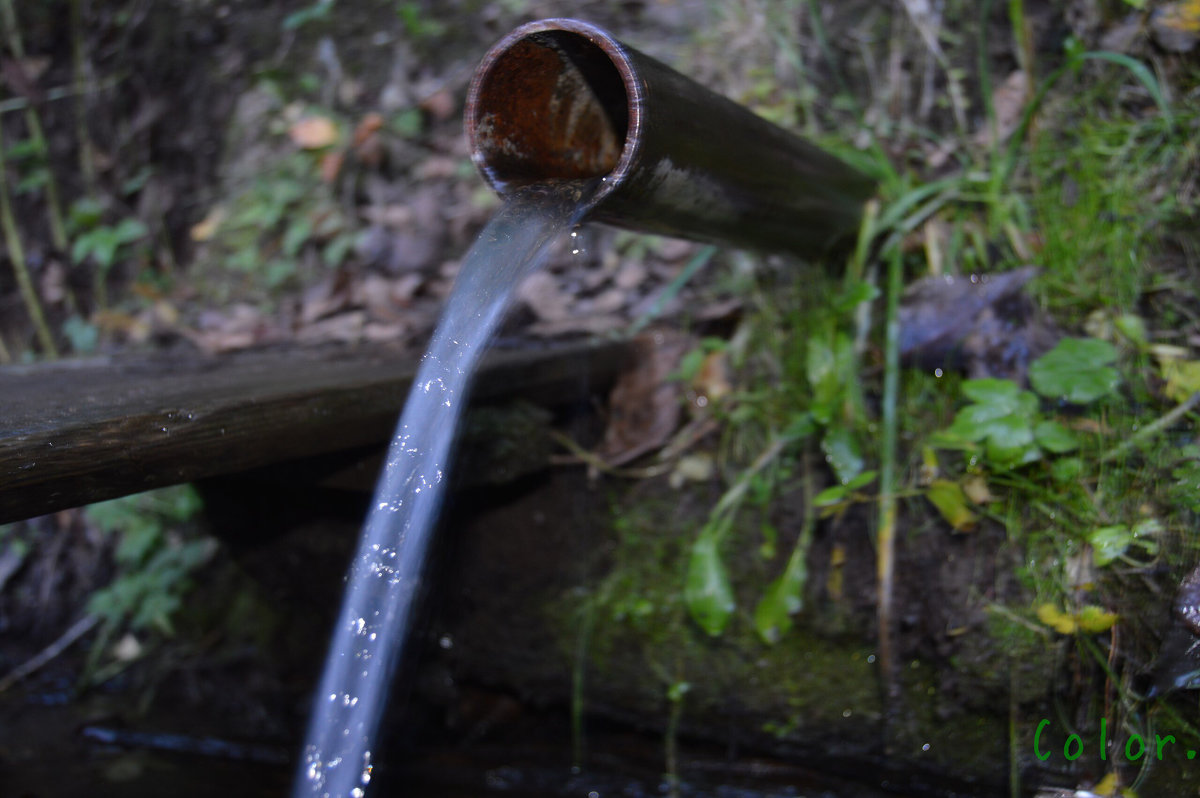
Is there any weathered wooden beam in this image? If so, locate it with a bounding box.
[0,340,633,524]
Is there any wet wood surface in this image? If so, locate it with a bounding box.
[0,340,632,524]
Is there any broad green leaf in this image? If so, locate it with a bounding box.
[754,543,808,644]
[1034,419,1079,453]
[1089,525,1132,566]
[1029,338,1120,404]
[1050,457,1083,482]
[684,535,735,636]
[821,426,863,485]
[925,479,978,531]
[960,377,1027,406]
[946,379,1039,466]
[113,218,148,243]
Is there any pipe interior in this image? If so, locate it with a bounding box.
[471,30,629,189]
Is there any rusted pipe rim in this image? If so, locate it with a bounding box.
[466,18,642,209]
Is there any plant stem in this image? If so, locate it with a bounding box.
[877,242,902,703]
[0,0,69,252]
[1101,390,1200,463]
[570,600,596,771]
[69,0,97,193]
[0,124,58,358]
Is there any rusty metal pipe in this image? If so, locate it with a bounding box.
[466,18,876,255]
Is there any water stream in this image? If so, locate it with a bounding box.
[294,181,596,798]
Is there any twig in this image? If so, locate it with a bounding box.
[0,124,59,358]
[0,614,99,692]
[1101,390,1200,463]
[548,429,674,479]
[0,75,126,116]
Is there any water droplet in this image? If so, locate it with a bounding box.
[842,709,852,718]
[922,743,931,751]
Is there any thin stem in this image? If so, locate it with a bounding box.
[0,0,69,251]
[69,0,97,193]
[1101,390,1200,463]
[877,242,902,704]
[0,124,58,358]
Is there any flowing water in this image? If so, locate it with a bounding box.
[294,181,596,798]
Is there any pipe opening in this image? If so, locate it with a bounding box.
[468,29,630,191]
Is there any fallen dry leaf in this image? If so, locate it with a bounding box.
[190,206,225,242]
[296,310,366,345]
[320,150,345,183]
[597,329,692,466]
[1153,0,1200,52]
[353,112,385,146]
[419,88,456,122]
[692,349,732,405]
[973,70,1028,149]
[299,272,354,325]
[289,116,340,149]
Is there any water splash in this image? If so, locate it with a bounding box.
[294,181,594,797]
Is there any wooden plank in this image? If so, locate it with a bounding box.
[0,340,632,524]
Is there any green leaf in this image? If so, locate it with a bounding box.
[807,332,854,425]
[62,315,99,354]
[754,543,808,644]
[282,0,335,30]
[68,197,105,232]
[820,426,863,485]
[1089,525,1132,566]
[1078,51,1173,129]
[782,412,816,441]
[1113,314,1147,348]
[814,483,849,507]
[16,166,49,194]
[684,534,736,637]
[834,279,880,313]
[666,681,691,702]
[1034,419,1079,453]
[945,379,1040,466]
[113,218,148,244]
[1029,338,1120,404]
[1050,457,1083,482]
[925,479,978,531]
